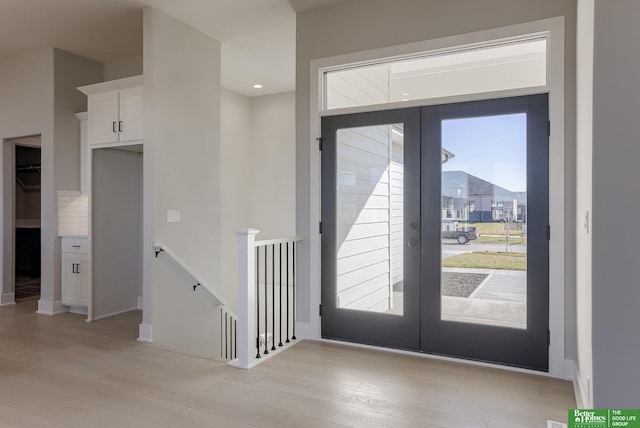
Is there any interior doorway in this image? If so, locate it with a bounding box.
[2,136,42,305]
[14,143,41,301]
[90,144,143,321]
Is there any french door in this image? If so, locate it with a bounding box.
[321,94,549,371]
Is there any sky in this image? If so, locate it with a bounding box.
[441,113,527,192]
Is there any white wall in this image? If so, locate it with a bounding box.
[249,92,296,239]
[0,50,53,306]
[144,7,223,356]
[220,88,251,313]
[575,0,594,408]
[295,0,577,362]
[103,56,143,81]
[218,89,296,315]
[591,0,640,407]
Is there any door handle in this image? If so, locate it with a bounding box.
[409,221,418,230]
[118,121,123,132]
[113,121,117,133]
[408,239,418,247]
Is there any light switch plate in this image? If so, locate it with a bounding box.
[167,210,181,223]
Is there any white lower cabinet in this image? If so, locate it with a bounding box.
[61,238,89,308]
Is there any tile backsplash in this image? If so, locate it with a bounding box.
[58,191,88,236]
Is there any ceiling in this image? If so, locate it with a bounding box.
[0,0,348,96]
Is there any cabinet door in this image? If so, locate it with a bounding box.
[119,87,144,142]
[88,91,119,145]
[62,257,81,306]
[79,258,89,307]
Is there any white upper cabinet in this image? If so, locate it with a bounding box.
[119,86,144,142]
[79,75,143,147]
[89,91,119,144]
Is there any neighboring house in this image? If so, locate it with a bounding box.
[442,170,526,223]
[0,0,638,410]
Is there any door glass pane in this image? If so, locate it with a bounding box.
[336,124,404,315]
[440,114,527,329]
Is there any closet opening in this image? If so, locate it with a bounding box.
[11,138,42,302]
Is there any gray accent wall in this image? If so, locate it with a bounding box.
[592,0,640,407]
[143,7,223,356]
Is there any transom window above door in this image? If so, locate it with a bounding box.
[322,37,547,111]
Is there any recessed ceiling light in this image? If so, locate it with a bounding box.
[253,84,263,89]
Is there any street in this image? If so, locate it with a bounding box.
[441,240,526,259]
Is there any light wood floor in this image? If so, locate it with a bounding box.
[0,300,574,427]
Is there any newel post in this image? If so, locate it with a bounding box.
[236,228,259,369]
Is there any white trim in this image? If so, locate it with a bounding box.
[0,292,15,306]
[307,16,566,378]
[320,86,549,117]
[137,323,153,343]
[36,299,67,316]
[254,235,303,247]
[227,339,303,370]
[137,295,143,310]
[573,363,590,409]
[90,306,138,322]
[78,75,143,96]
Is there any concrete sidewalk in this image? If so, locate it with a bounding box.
[442,267,526,329]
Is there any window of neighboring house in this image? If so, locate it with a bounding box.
[323,37,547,111]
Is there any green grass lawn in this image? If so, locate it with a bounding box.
[472,235,526,245]
[459,222,525,236]
[442,251,526,271]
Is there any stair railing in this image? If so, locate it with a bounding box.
[232,229,302,369]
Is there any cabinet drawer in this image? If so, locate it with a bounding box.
[61,237,88,254]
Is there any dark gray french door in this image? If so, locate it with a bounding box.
[321,94,549,371]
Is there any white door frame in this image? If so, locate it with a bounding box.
[301,17,567,379]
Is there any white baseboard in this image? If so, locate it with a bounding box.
[295,321,318,340]
[91,306,138,321]
[1,292,16,306]
[137,296,143,310]
[227,338,303,369]
[137,323,153,343]
[36,299,67,315]
[68,306,88,315]
[573,365,589,408]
